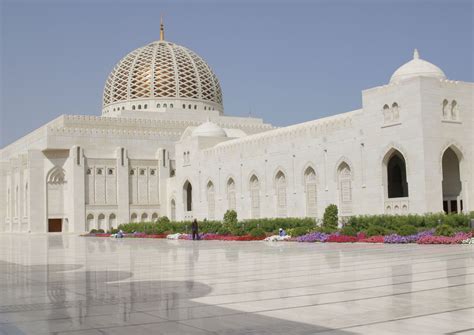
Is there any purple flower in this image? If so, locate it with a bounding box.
[296,232,329,242]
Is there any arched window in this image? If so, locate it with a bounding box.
[109,213,116,229]
[188,104,192,109]
[138,104,142,110]
[383,104,391,123]
[337,162,352,215]
[144,104,148,109]
[170,199,176,221]
[98,214,105,230]
[442,147,463,213]
[451,100,458,120]
[275,171,287,217]
[86,214,94,232]
[442,99,449,118]
[392,102,399,121]
[132,105,136,110]
[194,105,197,110]
[250,175,260,218]
[163,103,167,108]
[131,213,138,223]
[141,213,148,222]
[304,167,317,217]
[151,213,158,222]
[227,178,236,211]
[207,181,215,219]
[157,103,161,108]
[170,104,174,108]
[183,181,192,212]
[182,104,186,109]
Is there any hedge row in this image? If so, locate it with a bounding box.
[113,212,474,237]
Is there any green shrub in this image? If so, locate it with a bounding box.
[323,204,338,230]
[223,210,238,225]
[396,225,418,236]
[435,224,455,237]
[249,227,266,238]
[108,228,119,234]
[287,226,309,237]
[365,225,388,237]
[217,225,231,235]
[89,229,98,234]
[340,225,357,236]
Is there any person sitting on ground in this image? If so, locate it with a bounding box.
[116,229,124,238]
[279,228,287,237]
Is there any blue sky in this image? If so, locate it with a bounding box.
[1,0,472,147]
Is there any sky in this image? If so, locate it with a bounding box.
[0,0,473,147]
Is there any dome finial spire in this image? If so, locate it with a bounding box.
[413,48,419,59]
[160,16,165,41]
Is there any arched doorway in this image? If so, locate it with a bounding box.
[141,213,148,222]
[109,214,116,229]
[442,147,463,213]
[183,181,192,212]
[386,151,409,198]
[98,214,105,230]
[151,213,158,222]
[86,214,94,232]
[47,166,67,232]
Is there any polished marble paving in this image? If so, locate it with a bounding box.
[0,234,473,334]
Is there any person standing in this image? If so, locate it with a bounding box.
[191,219,199,240]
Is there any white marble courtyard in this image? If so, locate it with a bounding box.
[0,234,473,334]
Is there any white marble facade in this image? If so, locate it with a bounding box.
[1,30,472,233]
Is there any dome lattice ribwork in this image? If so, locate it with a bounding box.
[102,40,223,109]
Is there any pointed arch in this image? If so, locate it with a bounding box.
[333,157,354,182]
[47,166,66,184]
[304,166,318,217]
[183,180,193,212]
[109,213,117,229]
[226,177,236,211]
[383,148,409,198]
[441,144,464,213]
[249,174,260,218]
[206,180,215,220]
[98,214,105,230]
[86,214,94,232]
[274,170,287,217]
[337,162,353,215]
[170,198,176,221]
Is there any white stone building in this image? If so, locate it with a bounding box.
[1,26,472,233]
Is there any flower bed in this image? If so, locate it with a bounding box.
[358,235,385,243]
[264,235,293,242]
[296,232,329,242]
[417,232,472,244]
[170,233,266,241]
[326,235,358,243]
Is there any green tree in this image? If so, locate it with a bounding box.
[223,210,238,225]
[323,204,338,230]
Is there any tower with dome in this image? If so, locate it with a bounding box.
[0,24,472,232]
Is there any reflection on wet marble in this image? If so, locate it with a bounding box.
[0,234,473,334]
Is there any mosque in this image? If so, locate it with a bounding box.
[1,23,472,233]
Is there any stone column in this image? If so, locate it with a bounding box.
[65,146,85,233]
[116,147,130,225]
[27,150,46,233]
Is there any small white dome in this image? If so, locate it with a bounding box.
[390,49,446,83]
[192,121,227,138]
